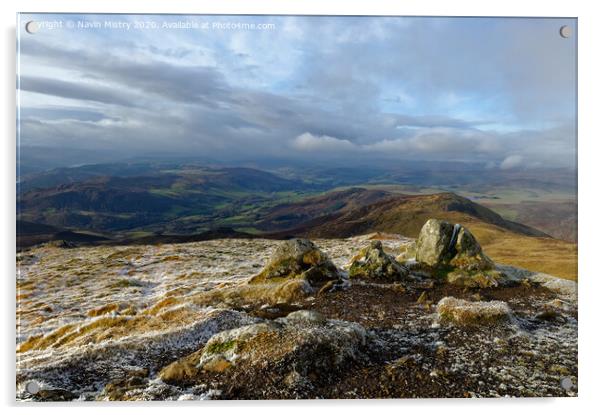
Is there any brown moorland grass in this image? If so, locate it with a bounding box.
[460,221,577,281]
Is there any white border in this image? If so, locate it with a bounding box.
[2,1,601,414]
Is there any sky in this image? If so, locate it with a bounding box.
[17,14,577,170]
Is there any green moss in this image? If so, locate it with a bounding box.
[206,339,237,354]
[428,264,455,280]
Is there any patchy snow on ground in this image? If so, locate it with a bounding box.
[16,236,577,400]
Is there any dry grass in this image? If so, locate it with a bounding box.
[465,222,578,281]
[87,303,120,317]
[144,296,180,315]
[17,323,76,353]
[18,305,204,352]
[190,280,310,309]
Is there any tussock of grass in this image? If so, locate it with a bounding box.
[87,303,120,317]
[17,323,76,353]
[161,255,181,262]
[145,296,180,315]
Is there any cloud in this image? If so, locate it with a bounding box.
[292,133,356,152]
[500,155,524,170]
[19,76,137,107]
[290,124,573,169]
[16,14,576,170]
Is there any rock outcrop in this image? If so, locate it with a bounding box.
[249,238,342,285]
[415,219,505,287]
[237,239,344,305]
[348,241,409,282]
[416,219,457,267]
[160,310,366,389]
[416,219,493,270]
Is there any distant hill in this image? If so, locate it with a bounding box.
[482,200,577,243]
[255,188,394,231]
[269,192,549,239]
[16,220,109,249]
[121,227,256,245]
[17,166,316,233]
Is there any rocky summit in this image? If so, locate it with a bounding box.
[16,220,577,400]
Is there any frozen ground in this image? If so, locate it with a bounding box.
[16,235,577,400]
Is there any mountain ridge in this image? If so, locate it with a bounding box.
[267,191,549,239]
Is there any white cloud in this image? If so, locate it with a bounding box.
[500,155,524,170]
[291,132,356,152]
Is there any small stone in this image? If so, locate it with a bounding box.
[436,296,514,327]
[317,280,336,296]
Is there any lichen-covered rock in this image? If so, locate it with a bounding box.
[415,219,456,267]
[348,241,409,282]
[241,239,343,306]
[98,373,149,401]
[448,227,494,271]
[198,322,280,372]
[416,219,493,271]
[159,322,278,383]
[283,310,327,325]
[160,312,366,387]
[414,219,503,287]
[249,239,341,285]
[436,296,513,327]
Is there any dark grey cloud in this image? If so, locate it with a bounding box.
[20,76,136,107]
[20,107,110,122]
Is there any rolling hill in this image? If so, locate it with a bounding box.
[268,192,548,238]
[17,166,317,233]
